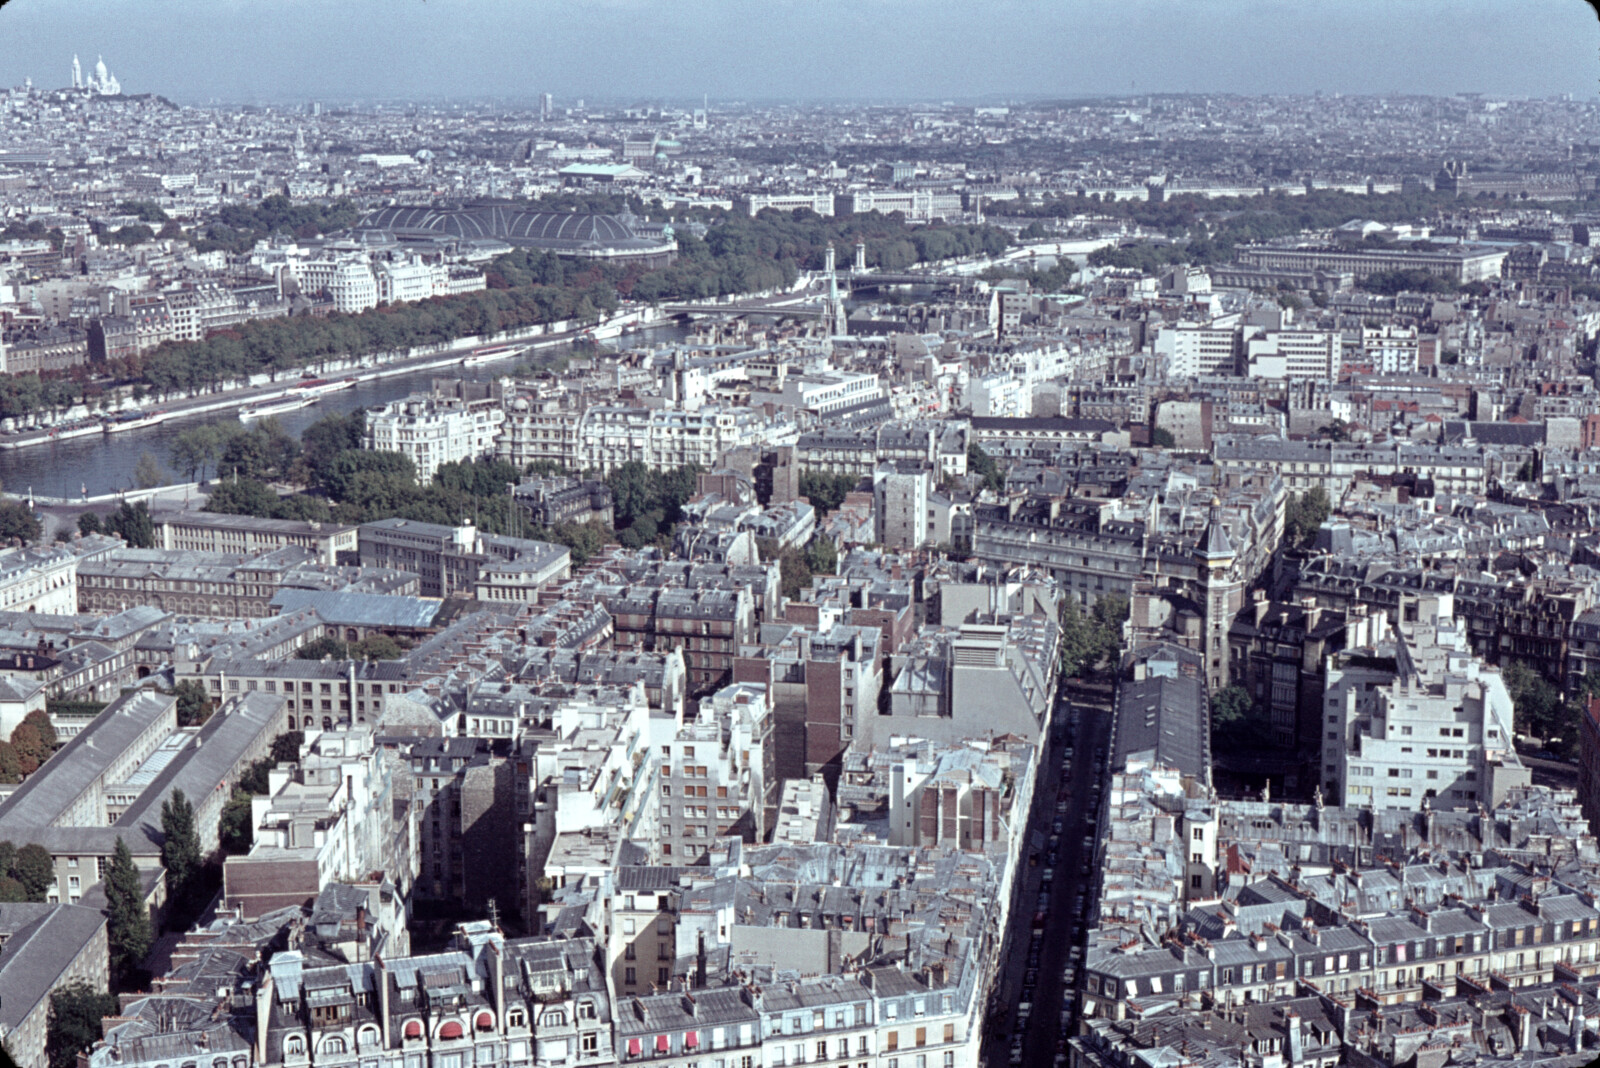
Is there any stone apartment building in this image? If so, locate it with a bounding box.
[152,510,358,565]
[76,546,418,618]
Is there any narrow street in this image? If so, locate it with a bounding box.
[982,676,1115,1067]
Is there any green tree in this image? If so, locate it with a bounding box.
[22,709,57,752]
[219,788,255,855]
[804,536,838,577]
[967,443,1006,496]
[536,518,609,566]
[270,731,304,765]
[1505,660,1567,740]
[295,635,349,661]
[172,679,212,727]
[47,980,119,1068]
[1059,598,1104,677]
[236,756,275,796]
[76,512,102,536]
[1211,685,1256,744]
[170,424,228,482]
[799,471,857,515]
[133,451,165,490]
[778,546,813,601]
[9,722,49,774]
[351,634,403,661]
[1150,427,1177,449]
[1284,487,1332,548]
[105,837,152,988]
[12,843,54,901]
[0,500,41,543]
[0,875,28,902]
[104,500,155,547]
[0,742,21,783]
[1092,592,1130,663]
[159,789,202,915]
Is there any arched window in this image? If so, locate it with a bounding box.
[321,1037,346,1055]
[439,1022,463,1041]
[403,1020,423,1040]
[475,1012,494,1032]
[542,1010,566,1028]
[358,1025,381,1048]
[213,1057,228,1068]
[285,1038,304,1057]
[507,1010,527,1029]
[577,1000,597,1020]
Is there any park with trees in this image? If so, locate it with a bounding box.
[0,197,1014,423]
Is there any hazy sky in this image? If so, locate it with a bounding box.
[0,0,1594,104]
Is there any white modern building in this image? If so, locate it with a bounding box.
[1322,594,1528,813]
[1244,330,1340,381]
[1154,324,1241,377]
[1361,324,1421,374]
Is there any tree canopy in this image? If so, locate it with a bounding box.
[48,980,120,1068]
[105,837,153,988]
[160,788,202,918]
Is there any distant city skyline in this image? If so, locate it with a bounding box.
[0,0,1593,104]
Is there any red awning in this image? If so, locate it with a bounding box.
[627,1038,641,1057]
[656,1034,670,1052]
[685,1031,699,1049]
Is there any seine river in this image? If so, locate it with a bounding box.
[0,324,689,500]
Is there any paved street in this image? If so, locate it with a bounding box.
[981,676,1115,1068]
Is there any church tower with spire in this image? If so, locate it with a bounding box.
[1198,497,1241,695]
[821,244,847,339]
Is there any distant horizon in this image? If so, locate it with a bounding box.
[0,0,1592,103]
[20,89,1596,111]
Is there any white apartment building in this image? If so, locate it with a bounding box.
[238,726,407,897]
[575,405,766,473]
[1154,324,1241,377]
[1245,330,1340,381]
[497,396,584,471]
[329,260,379,314]
[653,681,772,863]
[365,393,507,481]
[576,406,652,474]
[1362,324,1421,374]
[375,258,437,304]
[163,285,238,342]
[0,546,77,614]
[1323,595,1527,813]
[779,370,884,415]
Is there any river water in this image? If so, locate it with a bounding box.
[0,324,690,499]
